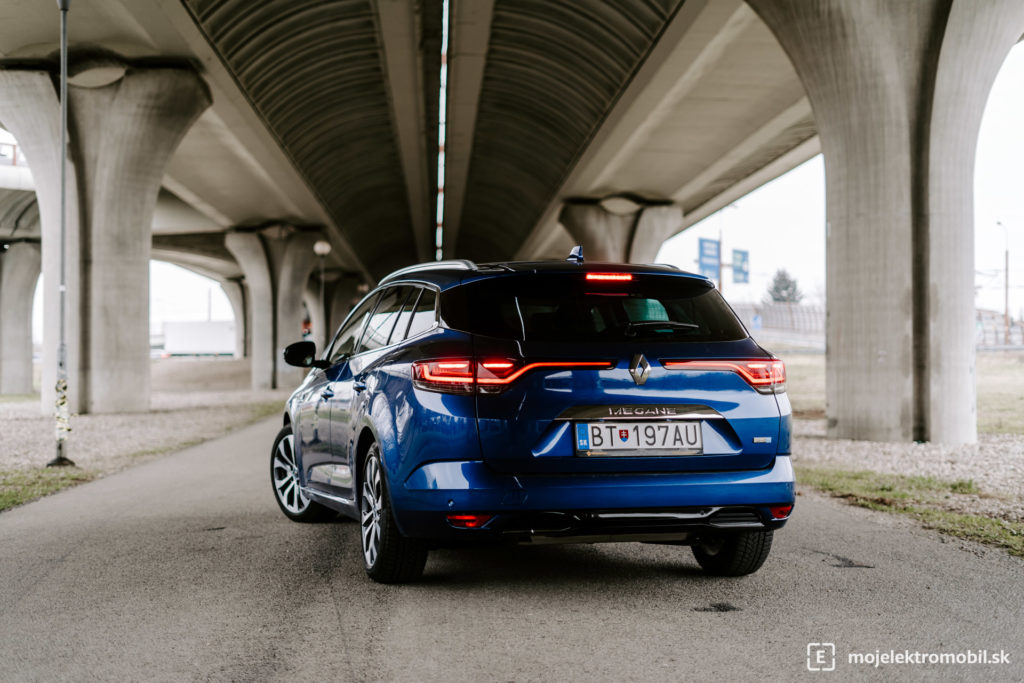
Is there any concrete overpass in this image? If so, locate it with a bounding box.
[1,0,1022,445]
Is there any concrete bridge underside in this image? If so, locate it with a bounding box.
[0,0,1022,445]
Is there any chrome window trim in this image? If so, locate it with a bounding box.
[378,259,477,284]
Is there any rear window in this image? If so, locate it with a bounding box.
[441,273,747,343]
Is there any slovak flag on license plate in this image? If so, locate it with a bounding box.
[619,429,629,442]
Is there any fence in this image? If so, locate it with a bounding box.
[729,302,1022,349]
[976,309,1024,347]
[731,302,824,334]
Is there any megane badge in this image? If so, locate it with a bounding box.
[629,354,650,385]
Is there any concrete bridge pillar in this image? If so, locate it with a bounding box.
[0,242,41,395]
[0,59,210,414]
[219,278,247,359]
[328,277,364,337]
[303,283,326,356]
[225,228,324,391]
[558,198,682,263]
[747,0,1024,444]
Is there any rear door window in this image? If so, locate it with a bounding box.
[328,292,379,363]
[441,273,746,343]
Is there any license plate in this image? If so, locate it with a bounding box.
[574,421,703,456]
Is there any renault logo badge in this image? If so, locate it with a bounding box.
[629,354,650,385]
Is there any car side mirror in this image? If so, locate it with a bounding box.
[283,341,330,369]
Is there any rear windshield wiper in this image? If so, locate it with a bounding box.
[625,320,700,336]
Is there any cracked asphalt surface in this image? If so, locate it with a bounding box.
[1,418,1021,682]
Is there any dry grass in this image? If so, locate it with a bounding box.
[797,466,1024,557]
[779,350,1024,435]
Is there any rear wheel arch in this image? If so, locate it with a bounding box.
[354,426,380,506]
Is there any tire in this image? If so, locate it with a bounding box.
[270,425,335,522]
[692,530,773,576]
[360,443,428,583]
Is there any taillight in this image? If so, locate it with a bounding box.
[412,360,475,394]
[769,504,793,520]
[412,358,613,394]
[662,359,786,394]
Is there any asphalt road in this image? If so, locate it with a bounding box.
[1,418,1021,682]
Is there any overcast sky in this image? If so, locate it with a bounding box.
[27,42,1024,341]
[656,41,1024,317]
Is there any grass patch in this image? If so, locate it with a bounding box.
[0,468,95,512]
[0,394,38,403]
[797,465,1024,557]
[128,440,206,461]
[780,351,1024,435]
[251,401,285,421]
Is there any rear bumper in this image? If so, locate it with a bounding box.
[394,455,795,542]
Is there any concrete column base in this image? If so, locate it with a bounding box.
[219,279,247,359]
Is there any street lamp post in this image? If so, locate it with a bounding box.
[48,0,74,467]
[313,239,332,350]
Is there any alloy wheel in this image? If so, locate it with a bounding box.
[361,453,383,567]
[272,433,309,514]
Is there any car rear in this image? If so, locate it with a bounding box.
[393,264,794,570]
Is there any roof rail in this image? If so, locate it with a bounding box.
[378,259,478,284]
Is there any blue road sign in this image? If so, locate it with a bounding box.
[698,238,720,280]
[733,249,749,283]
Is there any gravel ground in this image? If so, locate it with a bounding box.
[0,389,291,473]
[1,359,291,475]
[793,419,1024,521]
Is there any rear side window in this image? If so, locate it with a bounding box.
[405,288,437,339]
[441,273,746,343]
[387,287,420,345]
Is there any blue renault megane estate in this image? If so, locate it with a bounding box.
[271,253,794,583]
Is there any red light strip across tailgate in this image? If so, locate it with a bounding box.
[661,360,786,388]
[476,361,613,385]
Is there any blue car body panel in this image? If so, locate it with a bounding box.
[285,262,795,543]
